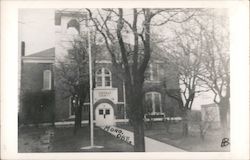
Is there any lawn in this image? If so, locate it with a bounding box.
[19,121,230,152]
[18,125,133,152]
[19,127,49,152]
[118,121,230,152]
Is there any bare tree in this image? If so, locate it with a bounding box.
[162,21,209,136]
[86,8,196,151]
[55,35,90,135]
[163,9,229,136]
[196,10,230,135]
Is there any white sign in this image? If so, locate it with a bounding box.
[100,126,134,145]
[93,88,118,104]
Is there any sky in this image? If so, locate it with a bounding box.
[19,9,55,55]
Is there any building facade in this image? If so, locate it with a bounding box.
[20,10,181,126]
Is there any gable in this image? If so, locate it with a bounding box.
[22,48,55,63]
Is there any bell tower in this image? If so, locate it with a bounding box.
[54,10,87,61]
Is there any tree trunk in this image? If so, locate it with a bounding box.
[126,81,146,152]
[182,111,189,137]
[133,120,145,151]
[183,122,189,137]
[131,92,146,151]
[218,98,229,136]
[74,104,82,135]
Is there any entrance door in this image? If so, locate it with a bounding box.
[95,103,115,126]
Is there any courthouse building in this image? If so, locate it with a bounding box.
[20,10,181,126]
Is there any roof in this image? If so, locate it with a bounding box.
[22,48,55,63]
[21,43,168,64]
[25,48,55,58]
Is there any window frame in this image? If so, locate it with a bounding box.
[145,92,162,114]
[145,63,162,82]
[43,70,52,90]
[95,67,112,88]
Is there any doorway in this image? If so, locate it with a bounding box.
[95,103,115,126]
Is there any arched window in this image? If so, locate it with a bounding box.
[145,92,162,114]
[95,68,112,88]
[43,70,51,90]
[67,19,80,34]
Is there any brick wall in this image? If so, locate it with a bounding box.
[20,62,55,124]
[53,61,182,121]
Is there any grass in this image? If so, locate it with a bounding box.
[118,121,230,152]
[18,125,133,152]
[19,122,230,152]
[18,127,49,152]
[51,126,133,152]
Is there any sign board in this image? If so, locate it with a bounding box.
[93,88,118,104]
[100,126,134,145]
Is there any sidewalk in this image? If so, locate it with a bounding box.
[100,126,185,152]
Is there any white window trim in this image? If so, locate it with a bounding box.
[145,92,162,114]
[43,70,52,90]
[145,63,161,82]
[149,63,153,81]
[95,67,112,88]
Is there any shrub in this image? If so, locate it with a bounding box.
[20,90,55,125]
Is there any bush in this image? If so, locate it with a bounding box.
[20,90,55,125]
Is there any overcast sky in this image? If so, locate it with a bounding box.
[19,9,55,55]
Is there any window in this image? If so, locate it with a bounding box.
[43,70,51,90]
[145,63,163,81]
[95,68,112,88]
[105,109,110,115]
[99,109,104,115]
[67,19,80,34]
[145,92,162,114]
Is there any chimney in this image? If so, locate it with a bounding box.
[55,12,61,25]
[21,41,25,56]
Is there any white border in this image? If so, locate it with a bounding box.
[1,1,249,160]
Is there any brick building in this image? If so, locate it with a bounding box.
[20,10,181,126]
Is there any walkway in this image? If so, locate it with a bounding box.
[100,126,185,152]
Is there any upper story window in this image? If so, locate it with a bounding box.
[95,68,112,88]
[145,63,163,81]
[145,92,162,114]
[67,19,80,34]
[43,70,52,90]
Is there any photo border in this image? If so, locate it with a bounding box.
[1,0,249,159]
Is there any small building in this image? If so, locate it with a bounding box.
[19,10,181,126]
[201,103,221,128]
